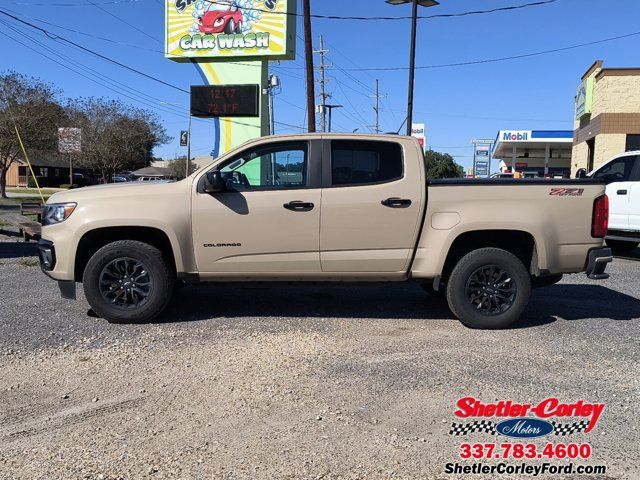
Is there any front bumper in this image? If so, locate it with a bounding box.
[586,247,612,280]
[38,239,77,299]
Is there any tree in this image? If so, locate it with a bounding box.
[424,150,464,179]
[168,156,197,180]
[65,98,170,181]
[0,72,66,198]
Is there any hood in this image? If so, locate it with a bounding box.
[47,180,186,205]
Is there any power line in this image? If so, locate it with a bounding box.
[0,7,189,94]
[198,0,557,21]
[0,7,164,53]
[86,0,161,43]
[335,30,640,71]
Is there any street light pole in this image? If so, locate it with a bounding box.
[406,0,418,137]
[385,0,439,136]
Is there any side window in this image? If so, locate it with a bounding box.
[220,142,308,190]
[592,156,637,183]
[331,140,403,186]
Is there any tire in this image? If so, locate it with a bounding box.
[235,21,243,34]
[606,239,639,253]
[225,19,235,34]
[82,240,174,324]
[531,274,563,289]
[446,248,531,330]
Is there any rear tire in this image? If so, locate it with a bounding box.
[82,240,174,324]
[606,239,639,253]
[446,248,531,330]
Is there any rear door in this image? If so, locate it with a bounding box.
[592,154,638,231]
[319,138,425,273]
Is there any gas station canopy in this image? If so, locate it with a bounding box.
[492,130,574,178]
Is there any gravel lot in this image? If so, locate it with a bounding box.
[0,242,639,480]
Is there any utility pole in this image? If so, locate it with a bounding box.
[324,104,343,132]
[314,35,331,132]
[302,0,316,133]
[267,74,281,135]
[186,114,192,178]
[368,79,385,134]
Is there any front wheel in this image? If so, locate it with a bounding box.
[82,240,174,324]
[446,248,531,329]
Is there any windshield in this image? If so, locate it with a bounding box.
[207,1,234,12]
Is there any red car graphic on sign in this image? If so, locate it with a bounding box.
[198,1,243,35]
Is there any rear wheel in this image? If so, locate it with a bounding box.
[82,240,174,324]
[446,248,531,329]
[606,239,639,253]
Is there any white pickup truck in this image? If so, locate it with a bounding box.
[579,151,640,252]
[38,134,612,329]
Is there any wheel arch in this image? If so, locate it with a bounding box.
[441,230,538,282]
[74,226,179,282]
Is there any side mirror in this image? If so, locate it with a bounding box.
[575,168,588,179]
[203,170,227,194]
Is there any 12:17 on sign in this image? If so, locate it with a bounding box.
[190,85,259,118]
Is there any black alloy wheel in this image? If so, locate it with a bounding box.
[465,265,517,316]
[99,257,152,309]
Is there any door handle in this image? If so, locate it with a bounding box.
[617,189,628,195]
[381,197,412,208]
[284,201,315,211]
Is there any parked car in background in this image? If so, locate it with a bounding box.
[112,173,135,183]
[39,134,611,330]
[578,151,640,252]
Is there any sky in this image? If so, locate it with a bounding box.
[1,0,640,171]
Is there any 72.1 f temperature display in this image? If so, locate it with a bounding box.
[190,85,259,118]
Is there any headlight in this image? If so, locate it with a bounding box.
[214,17,225,27]
[43,203,77,226]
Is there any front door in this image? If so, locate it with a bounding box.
[592,154,638,231]
[192,140,322,275]
[319,138,424,273]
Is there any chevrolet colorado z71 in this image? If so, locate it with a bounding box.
[38,134,612,329]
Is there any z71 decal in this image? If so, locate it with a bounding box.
[549,188,585,197]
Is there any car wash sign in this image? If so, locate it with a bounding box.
[166,0,296,60]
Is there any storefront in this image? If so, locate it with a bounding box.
[492,130,573,178]
[572,60,640,174]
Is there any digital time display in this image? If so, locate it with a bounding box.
[190,85,260,118]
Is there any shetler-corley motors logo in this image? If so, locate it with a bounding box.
[449,397,605,438]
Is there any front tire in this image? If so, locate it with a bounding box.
[225,19,236,34]
[446,248,531,329]
[82,240,174,324]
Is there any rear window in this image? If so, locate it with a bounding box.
[331,140,403,186]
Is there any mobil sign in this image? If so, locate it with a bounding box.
[500,130,532,142]
[411,123,426,151]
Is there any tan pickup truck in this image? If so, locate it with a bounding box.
[38,134,612,329]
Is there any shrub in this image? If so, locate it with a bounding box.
[27,176,47,188]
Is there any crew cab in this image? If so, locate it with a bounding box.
[578,151,640,252]
[38,134,612,329]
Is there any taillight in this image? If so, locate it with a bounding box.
[592,194,609,238]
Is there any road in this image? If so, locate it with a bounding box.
[0,247,638,479]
